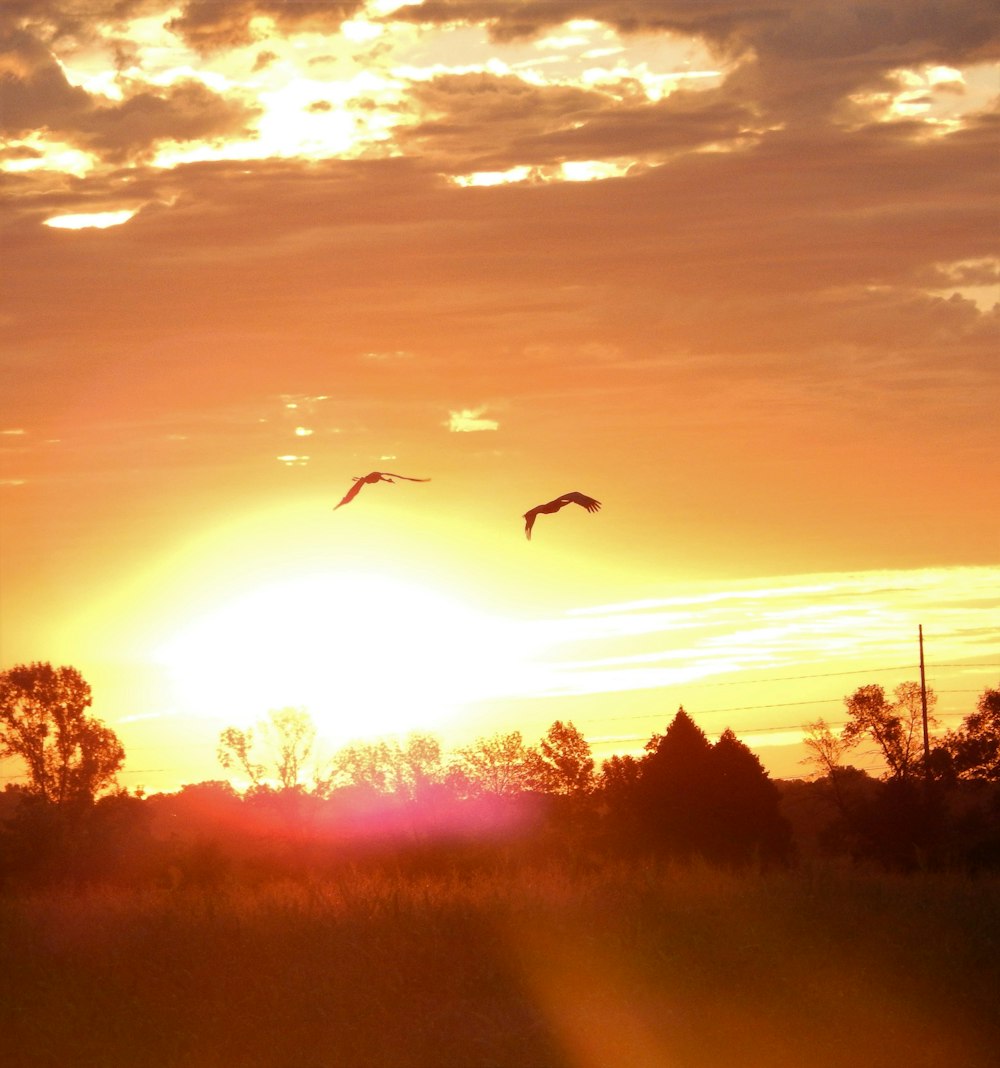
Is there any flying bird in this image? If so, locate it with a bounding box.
[333,471,430,510]
[523,491,601,540]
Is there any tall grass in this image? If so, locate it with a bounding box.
[1,860,998,1067]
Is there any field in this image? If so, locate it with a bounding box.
[2,860,998,1068]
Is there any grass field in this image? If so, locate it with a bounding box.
[2,859,998,1068]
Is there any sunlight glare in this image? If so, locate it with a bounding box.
[155,573,533,744]
[43,210,137,229]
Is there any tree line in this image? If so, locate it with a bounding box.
[2,660,999,887]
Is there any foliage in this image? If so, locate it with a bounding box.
[940,684,1000,781]
[326,733,445,799]
[451,730,545,797]
[801,717,853,778]
[635,706,716,855]
[709,728,793,864]
[599,708,792,865]
[217,707,316,790]
[217,726,265,788]
[598,752,641,798]
[534,720,595,795]
[842,682,937,781]
[0,663,124,804]
[262,707,316,789]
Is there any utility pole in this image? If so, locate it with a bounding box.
[919,624,930,778]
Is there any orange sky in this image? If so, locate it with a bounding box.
[1,1,998,792]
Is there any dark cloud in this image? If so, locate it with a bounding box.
[0,27,93,132]
[392,0,1000,121]
[3,112,994,392]
[79,79,260,162]
[166,0,365,54]
[252,49,279,72]
[391,0,1000,56]
[0,26,259,160]
[0,1,163,46]
[395,72,758,170]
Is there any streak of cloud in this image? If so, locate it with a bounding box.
[447,407,500,432]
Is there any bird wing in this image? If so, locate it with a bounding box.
[333,479,366,510]
[561,491,602,513]
[380,473,431,482]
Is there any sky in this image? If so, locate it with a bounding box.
[1,0,998,793]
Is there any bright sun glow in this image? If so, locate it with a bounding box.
[155,573,533,744]
[43,210,137,229]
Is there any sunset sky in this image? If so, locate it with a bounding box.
[2,0,998,792]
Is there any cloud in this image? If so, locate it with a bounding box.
[392,0,1000,122]
[393,70,757,172]
[1,1,996,573]
[166,0,367,55]
[0,25,260,162]
[447,407,500,432]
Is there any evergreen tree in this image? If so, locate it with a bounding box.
[636,707,715,857]
[708,728,792,865]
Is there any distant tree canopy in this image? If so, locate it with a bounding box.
[941,684,1000,781]
[0,662,125,804]
[535,720,595,796]
[326,733,445,799]
[604,708,792,865]
[801,718,854,779]
[218,707,316,791]
[842,682,936,781]
[451,730,545,798]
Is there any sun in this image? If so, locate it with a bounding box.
[154,571,524,744]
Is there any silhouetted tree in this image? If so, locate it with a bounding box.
[842,682,936,781]
[451,730,544,797]
[327,733,445,799]
[800,717,858,816]
[396,733,446,799]
[940,684,1000,781]
[635,707,715,857]
[598,753,641,801]
[801,718,853,778]
[0,662,124,804]
[708,728,793,865]
[596,753,643,848]
[534,720,595,795]
[264,707,316,789]
[217,707,316,791]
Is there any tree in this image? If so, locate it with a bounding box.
[327,733,445,799]
[0,662,125,804]
[801,718,853,779]
[217,726,265,789]
[708,728,792,865]
[635,707,715,855]
[451,730,544,797]
[262,707,316,790]
[842,682,936,781]
[535,720,595,795]
[598,753,641,800]
[941,684,1000,781]
[217,707,316,791]
[800,717,866,823]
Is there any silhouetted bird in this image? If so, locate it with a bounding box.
[334,471,430,510]
[523,491,601,540]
